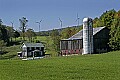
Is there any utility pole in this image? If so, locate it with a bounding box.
[36,20,42,36]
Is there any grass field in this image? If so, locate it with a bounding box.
[0,51,120,80]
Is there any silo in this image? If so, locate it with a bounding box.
[83,18,93,54]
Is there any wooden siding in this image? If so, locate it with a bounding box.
[60,39,83,55]
[93,27,109,53]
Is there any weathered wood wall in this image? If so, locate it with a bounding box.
[60,39,83,55]
[93,27,109,53]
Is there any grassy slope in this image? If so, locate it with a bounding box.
[35,36,57,56]
[0,51,120,80]
[0,45,21,60]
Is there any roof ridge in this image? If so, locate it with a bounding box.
[93,26,105,35]
[66,26,106,40]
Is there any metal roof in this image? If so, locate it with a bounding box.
[63,26,105,40]
[23,43,44,47]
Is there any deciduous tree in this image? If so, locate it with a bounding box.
[19,17,28,41]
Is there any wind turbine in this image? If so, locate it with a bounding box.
[58,18,63,36]
[36,20,42,35]
[59,18,62,30]
[75,13,80,27]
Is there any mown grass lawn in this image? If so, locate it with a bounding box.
[0,51,120,80]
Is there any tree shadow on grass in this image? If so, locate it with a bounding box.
[0,54,17,60]
[8,41,21,46]
[4,54,17,59]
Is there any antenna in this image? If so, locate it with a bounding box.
[75,13,80,27]
[36,20,42,35]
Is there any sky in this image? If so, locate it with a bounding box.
[0,0,120,31]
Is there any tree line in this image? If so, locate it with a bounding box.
[0,19,20,53]
[0,17,37,53]
[0,19,20,43]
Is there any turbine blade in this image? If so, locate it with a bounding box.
[59,18,62,22]
[40,20,42,22]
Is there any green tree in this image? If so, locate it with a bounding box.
[61,27,77,39]
[93,17,101,27]
[19,17,28,41]
[0,19,2,26]
[50,29,60,54]
[109,11,120,50]
[0,40,6,59]
[99,9,116,28]
[13,30,20,41]
[6,26,14,42]
[0,40,6,52]
[25,28,36,42]
[0,20,10,44]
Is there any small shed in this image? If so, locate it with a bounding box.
[18,43,45,58]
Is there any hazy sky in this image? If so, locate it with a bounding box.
[0,0,120,31]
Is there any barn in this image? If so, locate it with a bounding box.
[60,26,110,55]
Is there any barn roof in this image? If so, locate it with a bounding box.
[23,43,44,47]
[63,26,105,40]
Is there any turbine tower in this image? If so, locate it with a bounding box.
[11,21,14,28]
[59,18,62,29]
[59,18,62,35]
[75,13,80,27]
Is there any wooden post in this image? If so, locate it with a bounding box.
[33,51,34,60]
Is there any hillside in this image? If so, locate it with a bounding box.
[36,25,82,36]
[0,51,120,80]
